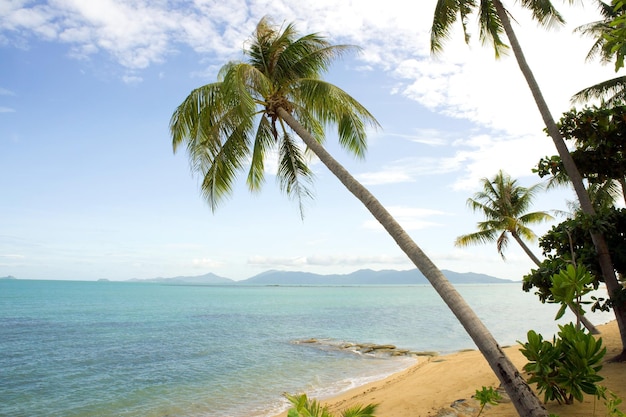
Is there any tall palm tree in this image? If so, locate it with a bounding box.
[171,17,548,417]
[455,171,552,266]
[430,0,626,361]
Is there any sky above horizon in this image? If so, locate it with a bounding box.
[1,1,618,282]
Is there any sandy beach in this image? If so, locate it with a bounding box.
[276,320,625,417]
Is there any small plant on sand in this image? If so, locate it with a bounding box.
[597,386,626,417]
[285,393,378,417]
[519,264,607,405]
[519,323,606,404]
[474,386,502,417]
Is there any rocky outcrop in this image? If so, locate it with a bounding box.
[293,338,438,358]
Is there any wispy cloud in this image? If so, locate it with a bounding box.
[362,205,447,231]
[247,254,408,268]
[1,0,614,192]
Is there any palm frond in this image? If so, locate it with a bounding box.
[246,115,275,192]
[519,0,565,28]
[478,0,509,58]
[431,0,478,55]
[279,36,356,83]
[571,75,626,105]
[341,403,378,417]
[277,130,314,216]
[496,231,510,258]
[295,79,379,157]
[455,229,499,247]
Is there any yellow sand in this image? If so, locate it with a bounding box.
[274,321,625,417]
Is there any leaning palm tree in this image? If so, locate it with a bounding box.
[430,0,626,361]
[171,17,548,417]
[455,171,552,266]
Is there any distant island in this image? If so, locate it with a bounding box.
[0,275,17,280]
[127,269,516,285]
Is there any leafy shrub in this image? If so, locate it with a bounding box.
[519,323,606,404]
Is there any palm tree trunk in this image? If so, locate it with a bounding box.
[511,232,542,266]
[278,107,549,417]
[511,232,600,334]
[494,0,626,359]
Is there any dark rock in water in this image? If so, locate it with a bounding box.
[292,338,428,358]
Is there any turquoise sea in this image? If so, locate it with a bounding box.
[0,280,614,417]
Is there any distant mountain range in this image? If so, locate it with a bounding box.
[126,269,515,285]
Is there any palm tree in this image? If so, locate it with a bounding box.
[430,0,626,361]
[171,17,548,417]
[455,171,552,266]
[456,171,600,334]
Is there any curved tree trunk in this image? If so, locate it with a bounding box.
[279,108,549,417]
[511,232,600,334]
[494,0,626,358]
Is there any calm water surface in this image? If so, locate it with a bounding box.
[0,280,613,417]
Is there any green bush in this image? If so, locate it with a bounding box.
[519,323,606,404]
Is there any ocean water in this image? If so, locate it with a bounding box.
[0,280,614,417]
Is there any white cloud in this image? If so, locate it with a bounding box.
[357,154,461,186]
[192,257,223,269]
[447,133,558,190]
[0,254,25,258]
[122,74,143,84]
[0,107,15,113]
[362,205,447,231]
[247,254,409,268]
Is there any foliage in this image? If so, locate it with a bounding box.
[474,386,501,417]
[429,0,566,58]
[170,17,378,215]
[286,393,378,417]
[604,1,626,71]
[455,170,552,261]
[534,105,626,187]
[598,387,626,417]
[572,1,626,104]
[519,323,606,405]
[523,208,626,309]
[549,265,595,324]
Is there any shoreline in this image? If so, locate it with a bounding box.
[272,320,625,417]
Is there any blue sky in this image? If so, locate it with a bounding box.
[0,1,617,281]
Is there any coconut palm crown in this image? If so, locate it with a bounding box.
[455,171,553,265]
[170,17,378,214]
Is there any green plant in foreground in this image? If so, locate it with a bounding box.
[519,323,606,405]
[597,386,626,417]
[286,393,378,417]
[549,264,594,329]
[474,386,502,417]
